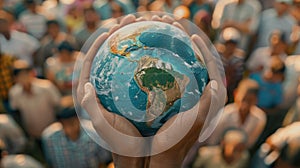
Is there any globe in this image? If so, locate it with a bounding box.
[90,21,209,136]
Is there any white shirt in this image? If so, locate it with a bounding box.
[219,2,259,50]
[19,11,47,39]
[256,9,296,48]
[0,30,40,66]
[9,79,61,138]
[207,103,266,148]
[246,47,287,72]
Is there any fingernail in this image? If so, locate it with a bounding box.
[210,80,218,91]
[84,83,92,92]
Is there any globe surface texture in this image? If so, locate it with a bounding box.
[90,21,209,136]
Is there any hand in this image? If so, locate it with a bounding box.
[149,24,226,167]
[76,14,226,168]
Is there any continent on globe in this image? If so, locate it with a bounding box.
[90,21,209,136]
[134,56,190,126]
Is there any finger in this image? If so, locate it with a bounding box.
[191,34,223,82]
[172,22,185,32]
[77,32,109,102]
[162,15,175,24]
[136,17,147,22]
[151,15,162,21]
[109,24,120,35]
[81,83,147,155]
[81,83,104,123]
[119,14,136,27]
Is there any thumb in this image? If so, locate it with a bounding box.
[81,82,103,121]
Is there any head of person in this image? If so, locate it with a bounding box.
[0,18,9,36]
[263,56,286,82]
[13,60,35,87]
[83,6,100,26]
[269,30,288,55]
[234,79,259,116]
[220,27,241,52]
[193,10,211,36]
[224,39,238,54]
[56,96,80,141]
[173,5,190,19]
[57,41,74,60]
[110,1,124,18]
[0,9,15,28]
[274,137,300,168]
[274,0,292,16]
[24,0,37,13]
[46,20,60,38]
[220,128,248,164]
[293,0,300,11]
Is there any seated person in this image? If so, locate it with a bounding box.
[192,128,249,168]
[207,79,266,148]
[42,96,112,168]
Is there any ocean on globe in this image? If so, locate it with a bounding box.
[90,21,209,136]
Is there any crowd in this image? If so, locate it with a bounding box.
[0,0,300,167]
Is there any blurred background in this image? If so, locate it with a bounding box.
[0,0,300,167]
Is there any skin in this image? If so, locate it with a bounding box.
[60,117,81,141]
[77,14,226,168]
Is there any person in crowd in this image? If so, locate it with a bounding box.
[247,30,288,73]
[18,0,47,39]
[0,12,40,67]
[0,139,44,168]
[217,0,259,51]
[250,56,286,150]
[185,0,212,20]
[42,96,112,168]
[9,60,61,139]
[255,0,296,48]
[193,9,213,40]
[64,5,84,33]
[218,36,244,103]
[192,128,249,168]
[45,41,77,95]
[37,19,77,76]
[250,122,300,168]
[74,6,101,49]
[207,79,266,148]
[93,0,134,20]
[250,56,286,111]
[0,114,26,154]
[41,0,67,28]
[0,46,15,114]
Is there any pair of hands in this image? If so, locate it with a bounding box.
[76,14,225,168]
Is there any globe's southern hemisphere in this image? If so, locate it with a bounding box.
[90,21,209,136]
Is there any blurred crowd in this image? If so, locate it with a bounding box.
[0,0,300,168]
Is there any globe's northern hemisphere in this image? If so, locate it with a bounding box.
[90,21,209,136]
